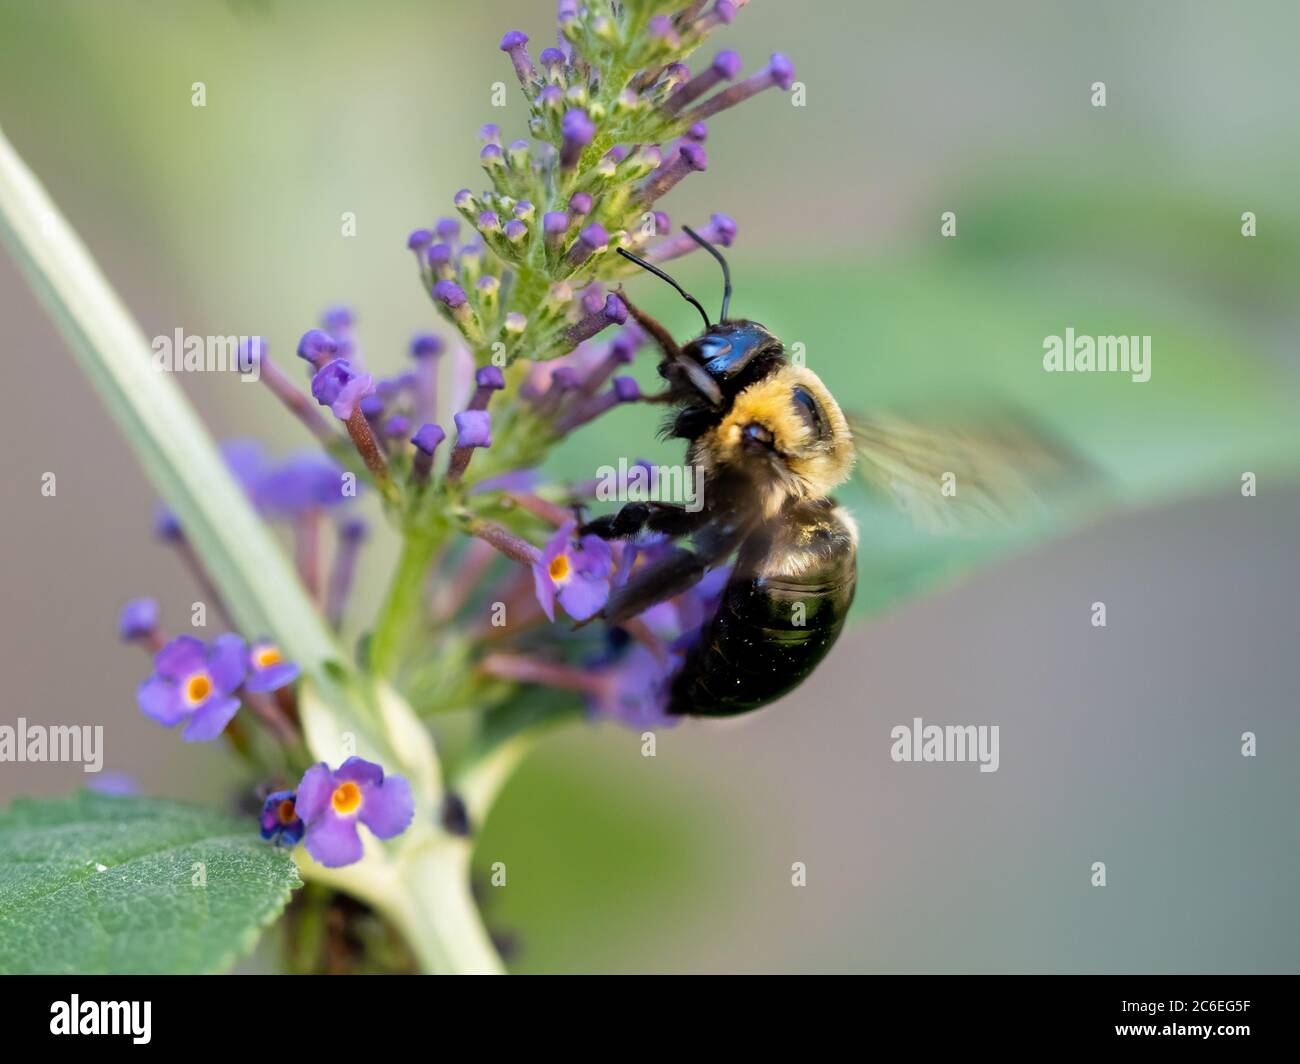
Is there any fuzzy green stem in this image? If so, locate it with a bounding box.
[370,530,442,677]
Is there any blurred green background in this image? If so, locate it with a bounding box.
[2,0,1298,972]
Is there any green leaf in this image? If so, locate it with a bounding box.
[0,792,300,974]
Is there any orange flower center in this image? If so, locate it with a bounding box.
[184,672,212,705]
[331,781,363,815]
[548,554,571,583]
[254,646,282,669]
[277,798,298,825]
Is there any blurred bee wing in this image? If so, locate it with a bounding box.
[846,410,1101,536]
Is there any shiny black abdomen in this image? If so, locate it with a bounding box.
[669,502,857,717]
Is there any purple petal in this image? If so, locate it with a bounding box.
[335,756,384,786]
[359,775,415,840]
[453,409,492,448]
[137,677,186,727]
[305,812,364,868]
[295,763,334,822]
[531,564,557,622]
[558,576,609,621]
[181,696,240,742]
[153,636,206,681]
[244,660,299,693]
[542,520,575,565]
[207,634,247,693]
[577,535,613,578]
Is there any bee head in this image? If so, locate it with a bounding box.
[697,365,854,518]
[681,320,786,387]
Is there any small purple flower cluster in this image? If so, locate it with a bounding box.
[121,600,412,867]
[409,4,789,371]
[261,757,414,868]
[122,603,299,743]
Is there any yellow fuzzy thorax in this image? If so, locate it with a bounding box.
[695,365,854,516]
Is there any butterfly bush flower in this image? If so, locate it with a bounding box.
[115,0,792,934]
[532,521,614,621]
[137,634,246,742]
[117,597,160,643]
[244,641,300,692]
[296,758,415,868]
[260,790,305,847]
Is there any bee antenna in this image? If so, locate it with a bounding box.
[681,224,732,322]
[615,247,712,332]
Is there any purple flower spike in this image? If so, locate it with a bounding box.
[407,228,433,251]
[322,306,354,333]
[560,109,595,168]
[769,52,796,91]
[410,422,445,485]
[556,375,642,433]
[499,30,535,85]
[433,280,468,309]
[467,365,505,412]
[476,365,506,390]
[565,223,609,268]
[589,644,679,730]
[435,216,460,241]
[581,283,606,315]
[581,330,642,395]
[384,414,412,438]
[688,52,797,121]
[537,84,564,113]
[638,144,706,205]
[311,359,376,421]
[454,409,492,449]
[295,757,415,868]
[426,242,454,275]
[504,219,528,244]
[649,212,737,262]
[410,333,444,360]
[543,211,570,252]
[136,634,246,742]
[566,294,627,347]
[256,452,355,517]
[531,521,613,623]
[703,211,738,246]
[539,47,565,72]
[118,598,160,642]
[296,329,339,368]
[244,640,300,693]
[568,191,593,217]
[412,423,446,456]
[666,48,742,113]
[648,14,680,48]
[260,790,304,847]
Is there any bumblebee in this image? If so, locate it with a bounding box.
[582,229,1087,717]
[580,230,858,716]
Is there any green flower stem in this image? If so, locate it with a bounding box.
[369,528,443,677]
[295,829,503,975]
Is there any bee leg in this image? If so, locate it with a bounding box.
[602,545,709,625]
[617,290,682,360]
[579,502,706,541]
